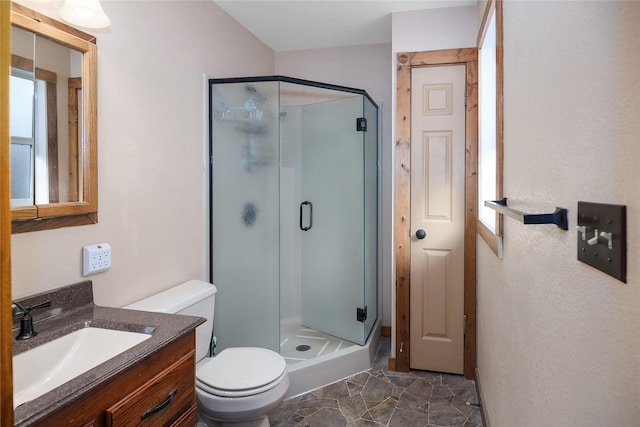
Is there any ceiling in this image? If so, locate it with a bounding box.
[213,0,477,52]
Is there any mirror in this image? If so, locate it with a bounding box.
[10,2,97,233]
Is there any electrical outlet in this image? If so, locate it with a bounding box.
[83,243,112,276]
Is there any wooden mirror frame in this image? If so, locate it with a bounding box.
[10,2,98,233]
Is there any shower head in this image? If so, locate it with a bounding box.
[244,84,267,102]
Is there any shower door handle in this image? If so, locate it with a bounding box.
[300,201,313,231]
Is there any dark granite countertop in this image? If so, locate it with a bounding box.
[12,280,204,426]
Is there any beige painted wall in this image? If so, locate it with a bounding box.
[11,1,274,306]
[275,43,393,327]
[477,1,640,425]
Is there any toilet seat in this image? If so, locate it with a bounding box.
[196,347,287,398]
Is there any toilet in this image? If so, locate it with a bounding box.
[125,280,289,427]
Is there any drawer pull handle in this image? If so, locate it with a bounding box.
[141,388,177,420]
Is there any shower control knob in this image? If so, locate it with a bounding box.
[416,229,426,240]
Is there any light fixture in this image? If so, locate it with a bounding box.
[59,0,111,29]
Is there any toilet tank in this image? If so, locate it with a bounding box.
[124,280,217,361]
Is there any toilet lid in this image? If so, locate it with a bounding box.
[196,347,286,397]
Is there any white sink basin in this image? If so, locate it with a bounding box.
[13,327,151,408]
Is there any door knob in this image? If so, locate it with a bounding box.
[416,229,426,240]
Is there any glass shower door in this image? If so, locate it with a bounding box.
[300,95,367,345]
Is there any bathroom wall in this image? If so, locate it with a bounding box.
[275,43,393,328]
[392,5,478,53]
[11,1,274,306]
[477,1,640,425]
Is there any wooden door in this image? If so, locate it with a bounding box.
[409,65,466,374]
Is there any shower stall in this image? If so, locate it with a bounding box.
[209,76,379,395]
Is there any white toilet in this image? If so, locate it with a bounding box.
[125,280,289,427]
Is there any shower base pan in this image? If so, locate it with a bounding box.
[282,319,381,398]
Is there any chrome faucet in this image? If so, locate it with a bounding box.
[12,300,52,340]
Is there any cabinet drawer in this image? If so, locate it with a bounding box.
[106,351,195,426]
[171,404,197,427]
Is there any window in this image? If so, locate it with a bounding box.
[10,69,50,207]
[477,0,504,256]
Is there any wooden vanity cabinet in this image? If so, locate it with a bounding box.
[45,331,197,427]
[106,351,195,426]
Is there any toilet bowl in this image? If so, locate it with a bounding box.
[124,280,289,426]
[196,347,289,426]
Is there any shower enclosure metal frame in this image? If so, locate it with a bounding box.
[208,75,379,360]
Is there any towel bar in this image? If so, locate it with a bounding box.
[484,198,568,230]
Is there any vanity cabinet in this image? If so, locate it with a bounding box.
[43,331,197,427]
[106,351,195,426]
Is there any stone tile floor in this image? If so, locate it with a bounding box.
[269,337,482,426]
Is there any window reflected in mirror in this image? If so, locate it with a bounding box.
[10,70,34,206]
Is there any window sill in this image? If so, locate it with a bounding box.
[477,218,503,258]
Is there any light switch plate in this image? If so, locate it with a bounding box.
[577,202,626,283]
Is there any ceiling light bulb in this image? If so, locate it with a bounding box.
[60,0,111,29]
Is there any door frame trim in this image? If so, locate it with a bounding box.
[394,48,478,379]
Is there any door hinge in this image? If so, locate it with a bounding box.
[356,117,367,132]
[463,314,467,335]
[464,91,467,108]
[357,306,367,322]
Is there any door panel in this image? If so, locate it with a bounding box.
[410,65,466,373]
[421,249,451,338]
[301,95,366,345]
[423,131,452,220]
